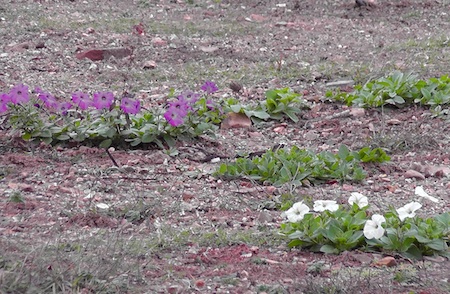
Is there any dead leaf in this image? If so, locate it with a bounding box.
[199,46,219,53]
[220,112,251,129]
[373,256,397,267]
[250,14,266,22]
[404,169,425,180]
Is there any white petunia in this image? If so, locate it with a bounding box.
[363,214,386,239]
[415,186,439,203]
[285,202,310,222]
[348,192,369,208]
[313,200,339,212]
[396,202,422,221]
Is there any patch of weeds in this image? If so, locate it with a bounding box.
[8,190,24,203]
[0,230,149,293]
[256,284,288,294]
[329,71,450,117]
[302,267,390,294]
[393,264,419,285]
[215,144,389,186]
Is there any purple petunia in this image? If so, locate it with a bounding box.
[168,95,190,116]
[120,97,140,114]
[164,107,185,127]
[0,93,10,113]
[92,91,114,110]
[180,90,201,107]
[35,89,58,109]
[9,84,29,104]
[200,81,218,94]
[57,102,72,115]
[72,91,93,110]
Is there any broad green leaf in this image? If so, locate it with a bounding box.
[99,139,112,149]
[320,244,339,254]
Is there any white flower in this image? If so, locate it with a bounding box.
[396,201,422,221]
[285,202,310,222]
[313,200,339,212]
[348,192,369,208]
[415,186,439,203]
[363,214,386,239]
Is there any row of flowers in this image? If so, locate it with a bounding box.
[0,81,219,128]
[285,193,422,240]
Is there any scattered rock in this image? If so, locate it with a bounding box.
[76,47,132,61]
[221,112,251,129]
[143,60,157,69]
[373,256,397,267]
[404,169,425,180]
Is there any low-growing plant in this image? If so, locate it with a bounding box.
[328,71,450,115]
[215,144,390,186]
[224,87,308,123]
[280,193,450,259]
[0,81,225,149]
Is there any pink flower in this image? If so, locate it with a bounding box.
[201,81,218,94]
[164,107,185,127]
[9,84,29,104]
[120,97,140,114]
[92,91,114,110]
[72,91,92,110]
[0,93,10,113]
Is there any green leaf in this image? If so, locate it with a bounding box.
[99,139,112,149]
[163,134,176,148]
[141,133,155,143]
[320,244,339,254]
[22,133,32,140]
[425,239,447,251]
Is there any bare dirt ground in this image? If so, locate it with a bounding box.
[1,0,450,293]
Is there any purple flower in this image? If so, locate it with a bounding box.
[206,99,216,110]
[120,97,140,114]
[201,81,218,94]
[57,102,72,115]
[72,91,93,110]
[36,90,58,109]
[9,84,29,104]
[0,93,10,113]
[180,90,201,106]
[93,91,114,110]
[168,95,190,116]
[164,107,185,127]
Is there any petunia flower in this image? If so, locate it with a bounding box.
[120,97,140,114]
[164,107,185,127]
[180,90,201,107]
[396,201,422,221]
[363,214,386,239]
[93,91,114,110]
[348,192,369,209]
[313,200,339,212]
[201,80,218,94]
[0,93,10,113]
[57,102,72,115]
[72,91,93,110]
[285,201,310,223]
[168,95,190,116]
[9,84,29,104]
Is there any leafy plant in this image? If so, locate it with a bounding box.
[328,71,450,115]
[280,194,450,259]
[224,87,308,123]
[215,144,390,186]
[1,81,225,149]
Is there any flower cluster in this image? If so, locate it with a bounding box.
[0,84,141,115]
[164,81,218,127]
[0,84,30,113]
[281,191,449,259]
[284,193,425,240]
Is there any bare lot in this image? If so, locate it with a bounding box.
[1,1,449,293]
